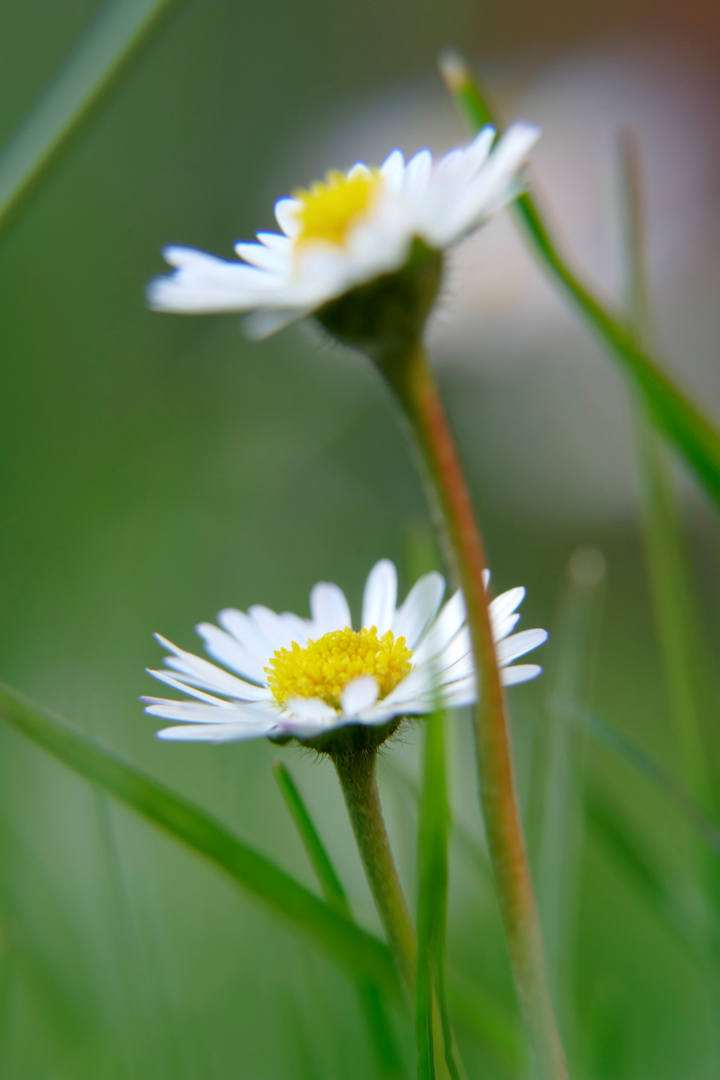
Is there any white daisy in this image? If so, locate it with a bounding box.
[143,559,547,745]
[146,123,540,340]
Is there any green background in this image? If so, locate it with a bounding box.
[1,0,719,1076]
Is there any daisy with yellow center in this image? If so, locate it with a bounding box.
[146,122,540,340]
[143,559,547,746]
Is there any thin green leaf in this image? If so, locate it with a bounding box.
[585,778,711,960]
[272,761,404,1075]
[416,710,464,1080]
[534,549,605,1028]
[0,0,186,241]
[383,761,491,885]
[416,713,443,1080]
[439,51,720,512]
[272,760,350,915]
[0,682,399,993]
[447,968,521,1072]
[384,760,518,1067]
[564,702,720,861]
[620,131,718,810]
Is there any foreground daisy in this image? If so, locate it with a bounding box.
[147,123,539,340]
[143,559,547,749]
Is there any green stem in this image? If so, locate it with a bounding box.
[332,747,417,993]
[384,341,568,1080]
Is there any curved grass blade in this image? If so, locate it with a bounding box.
[0,682,399,993]
[416,710,464,1080]
[272,761,404,1075]
[534,549,605,1037]
[620,130,718,809]
[439,51,720,511]
[565,702,720,860]
[585,777,713,962]
[447,968,521,1072]
[272,760,350,915]
[0,0,186,242]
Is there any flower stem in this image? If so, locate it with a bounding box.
[384,341,568,1080]
[332,747,417,993]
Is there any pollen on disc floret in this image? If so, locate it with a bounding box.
[292,168,382,249]
[266,626,412,709]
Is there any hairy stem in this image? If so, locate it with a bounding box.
[332,747,417,993]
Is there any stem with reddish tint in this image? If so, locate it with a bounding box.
[383,341,568,1080]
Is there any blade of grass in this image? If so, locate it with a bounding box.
[447,969,521,1074]
[384,760,492,886]
[619,130,717,812]
[416,709,464,1080]
[619,135,720,1056]
[0,682,399,993]
[384,757,522,1068]
[272,760,404,1075]
[535,549,605,1041]
[439,51,720,512]
[0,0,186,242]
[272,761,350,915]
[564,703,720,861]
[585,778,711,961]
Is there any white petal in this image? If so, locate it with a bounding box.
[248,605,298,651]
[501,664,542,686]
[403,149,433,200]
[437,653,474,685]
[436,627,471,671]
[361,560,397,635]
[284,695,338,721]
[157,721,275,742]
[496,629,548,666]
[490,587,526,630]
[381,667,431,708]
[256,231,292,253]
[147,669,232,705]
[391,572,446,649]
[348,162,372,180]
[279,613,313,647]
[435,147,466,181]
[380,149,405,192]
[413,590,466,663]
[441,679,478,708]
[234,241,289,273]
[194,623,268,686]
[217,609,275,663]
[492,613,521,643]
[274,198,302,237]
[340,676,379,717]
[144,698,277,724]
[310,582,352,634]
[155,634,265,698]
[463,126,496,174]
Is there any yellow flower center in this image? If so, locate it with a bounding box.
[293,169,381,248]
[266,627,412,709]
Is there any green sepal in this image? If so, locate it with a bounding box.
[315,239,443,372]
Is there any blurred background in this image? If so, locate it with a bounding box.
[1,0,720,1076]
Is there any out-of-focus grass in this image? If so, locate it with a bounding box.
[1,1,720,1078]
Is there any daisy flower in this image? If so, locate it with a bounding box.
[143,559,547,747]
[147,123,539,340]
